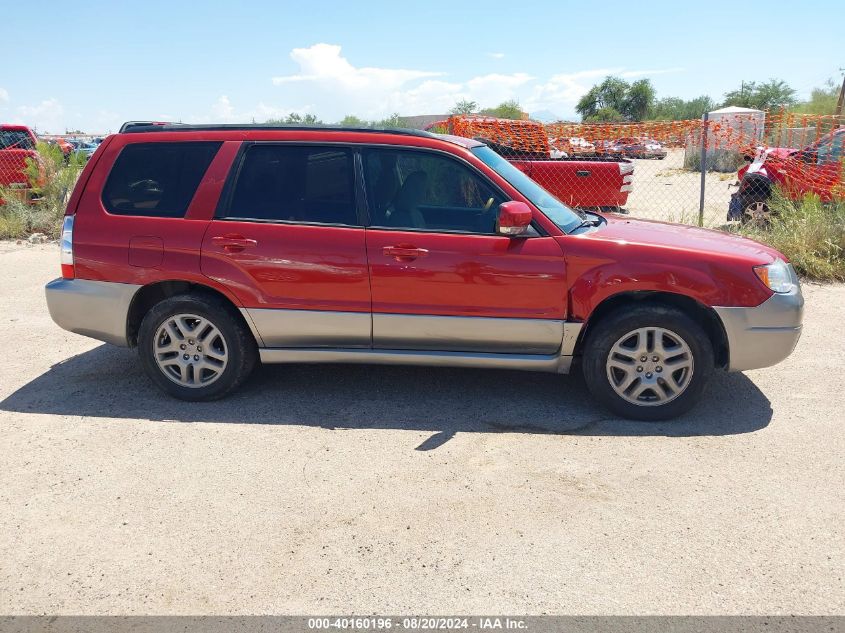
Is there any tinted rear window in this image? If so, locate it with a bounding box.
[102,142,221,217]
[223,145,357,225]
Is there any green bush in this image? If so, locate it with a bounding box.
[737,191,845,281]
[0,142,85,239]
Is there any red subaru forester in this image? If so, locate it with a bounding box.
[45,124,803,420]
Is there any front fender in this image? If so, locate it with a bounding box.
[567,259,770,322]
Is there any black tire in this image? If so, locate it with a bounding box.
[137,293,257,401]
[582,304,714,421]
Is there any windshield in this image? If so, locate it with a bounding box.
[0,130,35,150]
[471,145,583,233]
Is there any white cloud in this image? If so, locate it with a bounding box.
[13,98,65,133]
[191,96,314,124]
[523,67,684,118]
[268,45,540,119]
[522,69,617,116]
[466,73,534,102]
[267,47,683,121]
[272,43,442,90]
[210,95,236,121]
[0,88,8,103]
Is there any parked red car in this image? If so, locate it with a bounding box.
[0,124,40,197]
[46,124,803,420]
[729,126,844,223]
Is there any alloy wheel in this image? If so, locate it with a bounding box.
[605,327,694,406]
[153,313,229,388]
[743,201,771,227]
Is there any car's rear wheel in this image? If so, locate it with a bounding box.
[741,198,771,228]
[582,304,714,420]
[138,293,257,401]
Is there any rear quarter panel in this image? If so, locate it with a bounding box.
[70,136,243,305]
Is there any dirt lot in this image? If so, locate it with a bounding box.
[1,243,843,615]
[624,148,734,226]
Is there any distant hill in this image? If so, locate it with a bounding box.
[530,109,563,123]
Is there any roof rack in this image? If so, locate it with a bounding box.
[119,122,437,138]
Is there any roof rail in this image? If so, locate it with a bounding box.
[118,121,188,133]
[119,122,437,138]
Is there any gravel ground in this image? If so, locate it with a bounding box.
[624,148,734,226]
[0,243,843,615]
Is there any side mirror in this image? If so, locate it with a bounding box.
[496,201,533,237]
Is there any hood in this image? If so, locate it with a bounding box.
[590,214,781,263]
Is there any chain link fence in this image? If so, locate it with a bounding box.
[0,127,89,239]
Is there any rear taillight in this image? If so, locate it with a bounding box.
[619,161,634,193]
[60,215,74,279]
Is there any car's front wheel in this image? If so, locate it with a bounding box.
[582,305,714,420]
[137,293,257,401]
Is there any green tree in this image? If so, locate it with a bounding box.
[449,99,479,115]
[339,114,369,127]
[479,99,524,119]
[266,113,322,125]
[585,107,625,123]
[623,79,656,122]
[576,76,655,122]
[791,78,840,115]
[376,113,406,128]
[722,79,797,110]
[649,95,715,120]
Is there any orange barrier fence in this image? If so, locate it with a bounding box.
[439,113,843,225]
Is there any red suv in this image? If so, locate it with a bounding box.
[45,124,803,420]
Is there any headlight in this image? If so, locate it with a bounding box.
[753,259,796,294]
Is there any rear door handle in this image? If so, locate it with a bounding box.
[382,245,429,261]
[576,170,591,177]
[211,234,257,253]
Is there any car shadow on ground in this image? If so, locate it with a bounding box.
[1,344,773,442]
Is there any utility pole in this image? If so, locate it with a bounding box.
[836,69,845,121]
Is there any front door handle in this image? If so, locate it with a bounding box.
[576,170,591,177]
[382,245,429,261]
[211,234,257,253]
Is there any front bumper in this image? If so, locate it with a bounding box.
[45,278,141,347]
[713,276,803,372]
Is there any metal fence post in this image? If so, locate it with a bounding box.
[698,112,708,227]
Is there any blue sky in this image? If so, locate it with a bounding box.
[2,0,842,133]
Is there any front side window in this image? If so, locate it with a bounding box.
[103,142,221,217]
[364,149,504,233]
[224,145,357,225]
